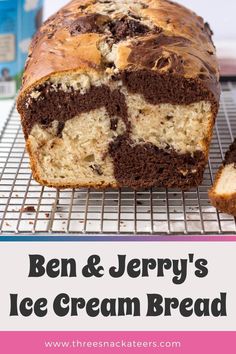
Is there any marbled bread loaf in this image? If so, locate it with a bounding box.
[17,0,220,189]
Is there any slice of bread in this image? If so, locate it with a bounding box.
[209,139,236,216]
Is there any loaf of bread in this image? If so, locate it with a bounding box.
[209,140,236,216]
[17,0,220,189]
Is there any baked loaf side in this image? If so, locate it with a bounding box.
[17,0,220,189]
[209,139,236,216]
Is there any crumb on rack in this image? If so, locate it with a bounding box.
[21,206,36,213]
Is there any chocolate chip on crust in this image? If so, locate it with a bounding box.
[70,13,110,35]
[108,17,150,41]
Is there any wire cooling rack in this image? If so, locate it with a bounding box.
[1,81,236,237]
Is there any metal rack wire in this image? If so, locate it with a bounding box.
[1,81,236,236]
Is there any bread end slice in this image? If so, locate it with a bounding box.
[209,163,236,216]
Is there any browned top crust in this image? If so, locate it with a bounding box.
[17,0,220,107]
